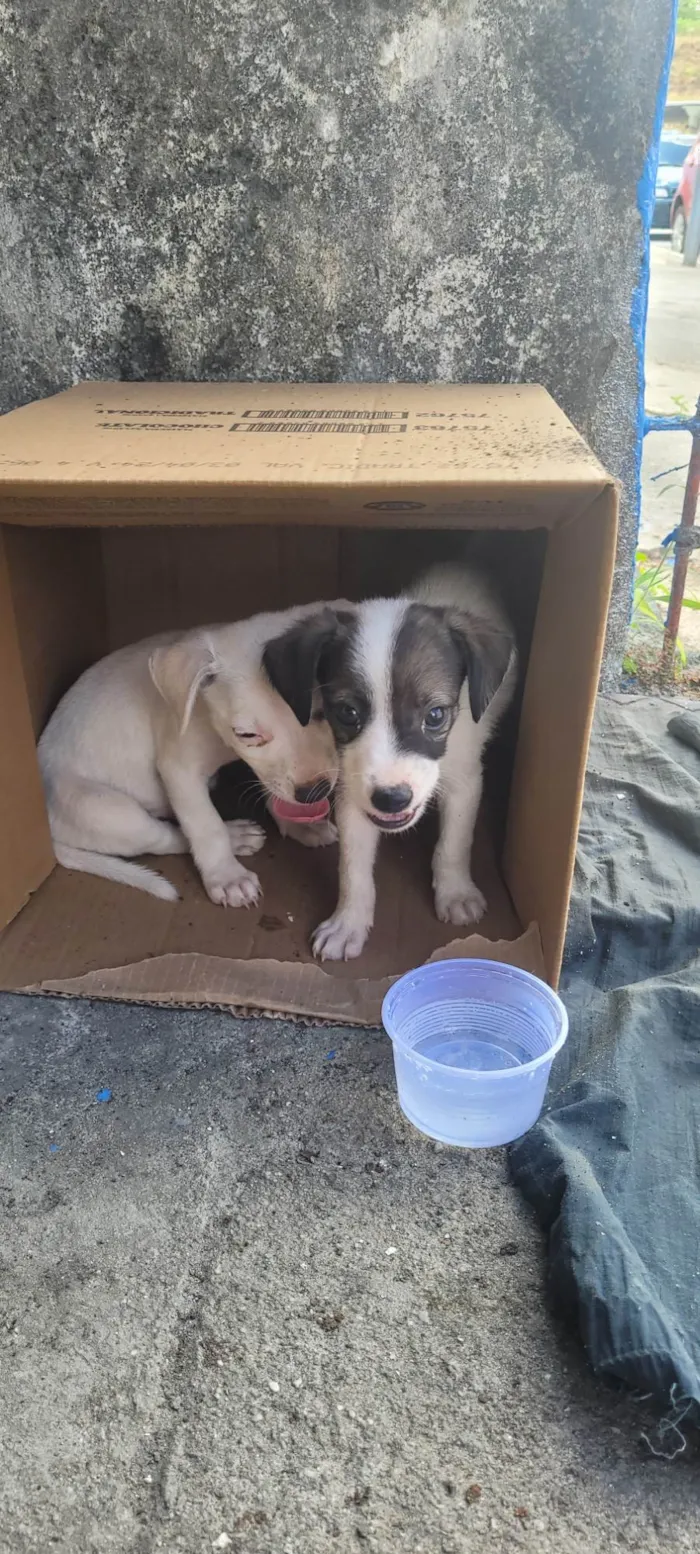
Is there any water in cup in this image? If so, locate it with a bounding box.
[412,1029,532,1071]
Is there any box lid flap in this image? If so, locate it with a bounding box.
[0,381,611,499]
[30,926,545,1024]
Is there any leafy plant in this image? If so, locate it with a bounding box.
[623,545,700,677]
[676,0,700,33]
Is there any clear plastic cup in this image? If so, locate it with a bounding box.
[381,958,568,1148]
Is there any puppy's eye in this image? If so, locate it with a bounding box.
[334,702,361,730]
[423,705,449,734]
[233,729,269,747]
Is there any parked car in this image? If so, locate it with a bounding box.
[653,135,694,229]
[670,134,700,253]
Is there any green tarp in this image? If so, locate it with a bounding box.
[510,696,700,1421]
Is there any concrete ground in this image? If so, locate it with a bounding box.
[640,239,700,651]
[2,991,700,1554]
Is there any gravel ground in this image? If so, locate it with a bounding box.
[1,993,699,1554]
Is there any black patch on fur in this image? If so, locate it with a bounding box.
[391,605,464,758]
[318,617,373,745]
[442,608,514,723]
[263,609,345,726]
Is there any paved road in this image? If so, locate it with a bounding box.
[640,238,700,649]
[641,239,700,547]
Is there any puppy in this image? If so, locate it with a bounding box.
[39,601,350,906]
[311,563,517,960]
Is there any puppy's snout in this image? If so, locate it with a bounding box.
[371,784,413,815]
[295,777,332,804]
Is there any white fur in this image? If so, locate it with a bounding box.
[39,602,349,906]
[337,596,445,830]
[312,564,517,960]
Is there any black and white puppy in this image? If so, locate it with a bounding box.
[311,563,517,961]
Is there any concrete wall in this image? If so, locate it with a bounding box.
[0,0,675,672]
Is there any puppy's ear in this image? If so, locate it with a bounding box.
[444,610,516,723]
[149,633,218,736]
[263,608,348,726]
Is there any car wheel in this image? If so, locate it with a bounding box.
[670,207,687,254]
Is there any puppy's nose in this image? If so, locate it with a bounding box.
[294,778,332,804]
[371,784,413,814]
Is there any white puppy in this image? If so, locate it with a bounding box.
[39,602,351,906]
[311,564,517,960]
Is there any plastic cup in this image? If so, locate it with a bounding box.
[381,958,568,1148]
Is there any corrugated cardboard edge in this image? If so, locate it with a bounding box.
[26,924,545,1025]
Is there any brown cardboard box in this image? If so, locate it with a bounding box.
[0,382,617,1022]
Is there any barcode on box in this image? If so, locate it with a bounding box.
[229,421,407,435]
[239,408,408,421]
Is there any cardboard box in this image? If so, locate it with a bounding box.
[0,382,617,1022]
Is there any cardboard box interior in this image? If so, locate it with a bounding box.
[0,383,617,1022]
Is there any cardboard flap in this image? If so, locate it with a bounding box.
[0,381,611,528]
[503,487,618,983]
[0,532,54,927]
[0,817,529,1002]
[30,924,545,1025]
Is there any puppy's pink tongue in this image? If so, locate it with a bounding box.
[271,797,330,825]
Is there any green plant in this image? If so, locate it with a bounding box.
[623,546,700,677]
[676,0,700,33]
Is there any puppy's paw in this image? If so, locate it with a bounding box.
[225,819,266,857]
[311,911,370,961]
[204,864,262,909]
[275,817,338,849]
[434,875,487,927]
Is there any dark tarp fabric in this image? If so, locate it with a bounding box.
[509,696,700,1416]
